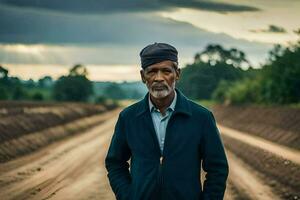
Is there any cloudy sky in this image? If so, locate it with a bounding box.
[1,0,299,81]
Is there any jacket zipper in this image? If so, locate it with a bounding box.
[159,155,164,184]
[158,113,175,199]
[158,155,164,199]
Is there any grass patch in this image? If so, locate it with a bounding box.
[196,100,217,109]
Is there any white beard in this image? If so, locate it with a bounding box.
[147,81,176,99]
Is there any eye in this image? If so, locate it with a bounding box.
[162,69,172,74]
[146,70,155,75]
[147,70,155,74]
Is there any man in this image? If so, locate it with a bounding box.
[105,43,229,200]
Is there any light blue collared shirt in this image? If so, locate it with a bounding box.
[149,91,177,154]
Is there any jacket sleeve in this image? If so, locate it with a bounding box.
[200,111,229,200]
[105,112,132,200]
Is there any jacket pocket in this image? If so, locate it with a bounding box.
[167,179,201,200]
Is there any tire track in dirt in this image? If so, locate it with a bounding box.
[218,124,300,165]
[219,122,300,200]
[226,150,280,200]
[222,134,300,199]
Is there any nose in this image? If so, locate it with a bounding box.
[154,70,164,82]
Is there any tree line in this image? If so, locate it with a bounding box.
[0,63,145,104]
[178,31,300,105]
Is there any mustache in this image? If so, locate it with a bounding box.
[151,83,168,89]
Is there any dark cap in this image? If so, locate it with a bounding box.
[139,42,178,69]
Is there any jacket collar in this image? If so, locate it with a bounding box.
[136,88,192,117]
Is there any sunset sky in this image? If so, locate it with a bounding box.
[1,0,299,81]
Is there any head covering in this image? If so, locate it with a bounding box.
[139,42,178,69]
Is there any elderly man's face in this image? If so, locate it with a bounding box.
[140,60,180,99]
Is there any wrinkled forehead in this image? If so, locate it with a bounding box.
[144,60,177,71]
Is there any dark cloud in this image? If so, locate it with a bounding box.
[250,25,287,33]
[266,25,287,33]
[161,0,259,12]
[0,0,259,14]
[0,5,252,45]
[0,4,270,66]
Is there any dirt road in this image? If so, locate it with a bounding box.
[0,110,296,200]
[0,110,118,200]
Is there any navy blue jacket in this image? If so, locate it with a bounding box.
[105,89,229,200]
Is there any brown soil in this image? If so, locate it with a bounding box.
[225,150,280,200]
[222,134,300,200]
[0,110,120,200]
[0,101,116,163]
[0,102,107,142]
[213,104,300,150]
[219,124,300,165]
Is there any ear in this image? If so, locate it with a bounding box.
[175,68,181,81]
[140,70,146,83]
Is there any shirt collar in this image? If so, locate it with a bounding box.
[148,90,177,112]
[135,88,192,117]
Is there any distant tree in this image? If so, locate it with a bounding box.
[95,95,108,104]
[260,41,300,103]
[104,83,126,100]
[32,92,44,101]
[267,44,284,63]
[24,78,36,88]
[223,78,261,105]
[53,64,93,102]
[0,86,8,100]
[0,65,8,79]
[0,65,9,86]
[178,45,248,99]
[194,44,250,68]
[38,76,53,88]
[212,80,233,104]
[217,29,300,105]
[12,85,28,100]
[0,66,49,101]
[69,64,88,77]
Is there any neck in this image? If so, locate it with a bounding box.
[150,90,175,114]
